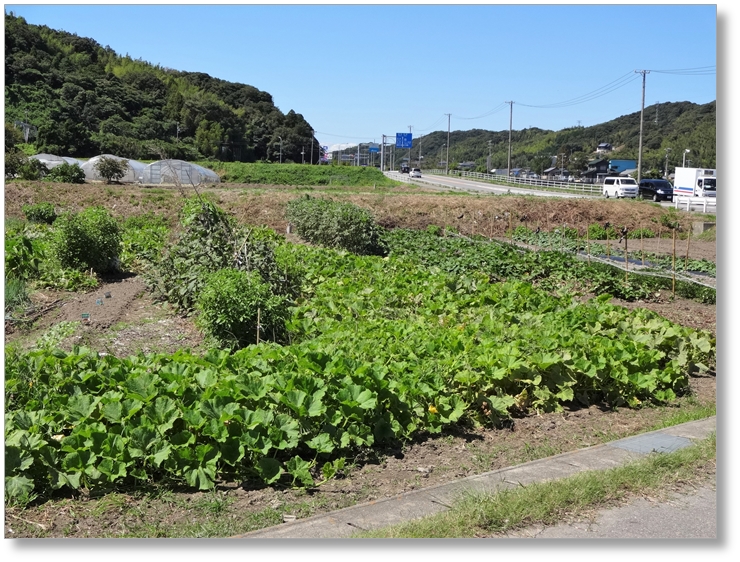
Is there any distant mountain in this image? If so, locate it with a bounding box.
[4,12,715,173]
[4,12,318,163]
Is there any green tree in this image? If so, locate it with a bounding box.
[94,156,129,183]
[45,162,86,183]
[51,206,122,273]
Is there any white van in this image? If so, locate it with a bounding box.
[603,176,638,199]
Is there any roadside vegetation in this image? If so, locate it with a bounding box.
[356,434,716,538]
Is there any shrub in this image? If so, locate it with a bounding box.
[51,206,122,273]
[285,195,388,255]
[120,213,170,273]
[18,158,48,180]
[426,224,442,237]
[627,227,656,239]
[196,268,290,348]
[5,234,41,280]
[4,150,27,178]
[94,156,129,183]
[587,223,619,240]
[45,162,86,184]
[149,199,300,314]
[22,202,57,224]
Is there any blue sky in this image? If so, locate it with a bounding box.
[4,2,719,152]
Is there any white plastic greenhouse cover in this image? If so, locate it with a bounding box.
[30,153,82,170]
[140,160,220,185]
[80,154,146,183]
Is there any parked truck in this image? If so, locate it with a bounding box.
[673,167,716,198]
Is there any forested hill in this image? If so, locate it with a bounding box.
[5,12,715,172]
[408,99,715,175]
[4,12,317,163]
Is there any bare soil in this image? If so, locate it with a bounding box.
[4,180,717,538]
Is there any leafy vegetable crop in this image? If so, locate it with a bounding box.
[5,243,715,502]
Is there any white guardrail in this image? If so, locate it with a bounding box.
[416,169,603,195]
[673,195,717,213]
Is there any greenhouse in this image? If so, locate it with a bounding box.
[80,154,146,183]
[140,160,220,185]
[30,154,84,170]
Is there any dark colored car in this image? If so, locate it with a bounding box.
[638,179,674,202]
[400,164,410,174]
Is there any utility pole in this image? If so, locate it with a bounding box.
[560,153,565,180]
[381,134,385,171]
[418,134,422,168]
[408,125,413,166]
[487,140,492,173]
[635,70,650,182]
[664,148,671,179]
[505,101,514,179]
[310,130,314,165]
[445,113,451,175]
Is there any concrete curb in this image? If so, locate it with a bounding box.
[232,416,716,539]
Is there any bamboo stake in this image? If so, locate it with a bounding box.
[672,229,677,297]
[624,236,629,283]
[640,223,644,265]
[685,223,692,269]
[509,213,513,243]
[586,225,591,264]
[256,308,261,345]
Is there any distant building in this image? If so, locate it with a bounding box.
[581,158,610,183]
[596,143,613,154]
[608,159,637,174]
[543,167,569,180]
[457,161,477,171]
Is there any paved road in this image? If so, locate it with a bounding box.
[387,171,598,199]
[390,172,699,212]
[499,478,716,539]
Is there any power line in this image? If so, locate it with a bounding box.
[519,71,641,109]
[453,103,508,121]
[650,65,715,75]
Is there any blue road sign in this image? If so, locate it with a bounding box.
[396,133,412,148]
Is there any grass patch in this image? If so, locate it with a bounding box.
[356,434,715,538]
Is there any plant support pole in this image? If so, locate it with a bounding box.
[256,308,261,345]
[624,236,629,283]
[672,229,677,297]
[685,225,691,269]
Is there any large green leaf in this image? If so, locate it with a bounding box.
[306,433,334,454]
[5,445,34,474]
[65,394,100,423]
[285,456,314,487]
[256,457,283,484]
[5,475,35,501]
[124,373,159,403]
[269,414,300,450]
[143,396,180,433]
